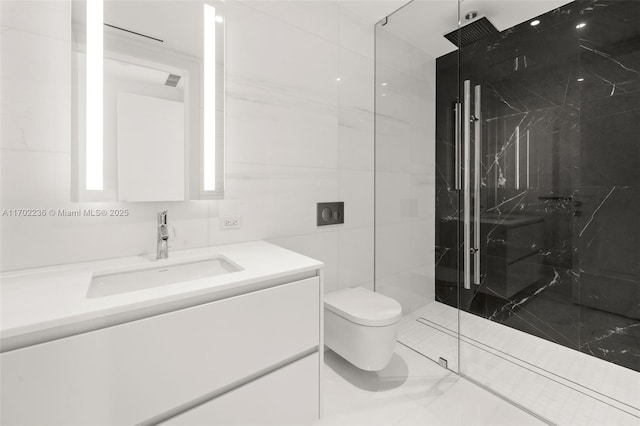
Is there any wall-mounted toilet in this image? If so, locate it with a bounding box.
[324,287,402,371]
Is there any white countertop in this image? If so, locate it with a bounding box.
[0,241,323,352]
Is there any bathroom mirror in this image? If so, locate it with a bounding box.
[71,0,224,202]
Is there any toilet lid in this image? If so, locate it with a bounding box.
[324,287,402,327]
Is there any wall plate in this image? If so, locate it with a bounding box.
[317,202,344,226]
[221,216,241,229]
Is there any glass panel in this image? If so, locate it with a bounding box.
[455,0,583,347]
[455,0,640,422]
[375,0,460,373]
[376,0,639,421]
[575,0,640,370]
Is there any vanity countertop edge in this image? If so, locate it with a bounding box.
[0,240,324,352]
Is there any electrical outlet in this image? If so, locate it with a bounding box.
[221,217,242,230]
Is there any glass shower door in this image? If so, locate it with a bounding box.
[374,0,461,373]
[376,1,638,421]
[455,0,640,423]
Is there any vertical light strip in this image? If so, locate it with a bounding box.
[526,130,530,188]
[515,125,520,189]
[203,4,216,191]
[86,0,103,190]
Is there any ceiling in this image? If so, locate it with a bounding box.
[81,0,575,62]
[339,0,573,58]
[337,0,409,24]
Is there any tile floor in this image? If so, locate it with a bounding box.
[317,344,546,426]
[397,301,640,423]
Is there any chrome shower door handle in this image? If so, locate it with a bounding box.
[455,102,462,191]
[463,81,471,290]
[463,82,482,289]
[473,84,482,286]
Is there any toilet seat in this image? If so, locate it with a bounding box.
[324,287,402,327]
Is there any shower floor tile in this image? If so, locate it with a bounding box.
[397,301,640,424]
[316,344,545,426]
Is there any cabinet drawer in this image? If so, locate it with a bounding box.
[163,353,320,425]
[1,277,320,425]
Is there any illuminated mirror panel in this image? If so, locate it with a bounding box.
[71,0,225,201]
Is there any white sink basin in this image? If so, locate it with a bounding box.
[87,257,242,298]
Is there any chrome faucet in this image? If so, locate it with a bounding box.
[157,210,169,259]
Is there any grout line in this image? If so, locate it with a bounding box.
[226,160,376,173]
[1,24,71,43]
[226,160,340,172]
[0,147,71,155]
[227,78,339,110]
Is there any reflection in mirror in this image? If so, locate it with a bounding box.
[71,0,224,202]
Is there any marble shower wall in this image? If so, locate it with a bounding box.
[0,1,375,294]
[374,26,436,315]
[435,0,640,372]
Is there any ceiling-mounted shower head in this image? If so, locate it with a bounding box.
[443,13,499,48]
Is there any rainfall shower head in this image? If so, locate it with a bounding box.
[444,14,499,48]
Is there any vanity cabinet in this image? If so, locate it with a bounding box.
[163,353,319,425]
[481,217,544,298]
[0,276,321,425]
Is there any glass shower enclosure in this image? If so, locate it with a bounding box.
[375,0,639,423]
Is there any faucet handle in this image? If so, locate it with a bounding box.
[158,210,168,225]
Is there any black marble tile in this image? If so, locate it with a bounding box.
[435,0,640,372]
[580,92,640,187]
[578,306,640,371]
[492,266,581,349]
[576,186,640,320]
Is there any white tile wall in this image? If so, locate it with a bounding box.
[0,0,71,41]
[268,230,339,293]
[337,227,374,291]
[239,0,340,45]
[335,6,375,292]
[0,0,375,295]
[210,163,339,244]
[337,5,374,60]
[338,108,374,171]
[1,28,71,154]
